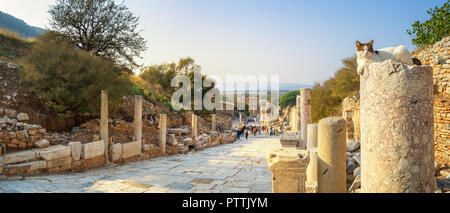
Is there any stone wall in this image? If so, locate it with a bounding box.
[0,109,70,150]
[341,94,360,142]
[413,36,450,97]
[413,36,450,167]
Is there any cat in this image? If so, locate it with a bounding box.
[356,40,421,75]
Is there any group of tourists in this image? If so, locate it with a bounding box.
[236,124,278,140]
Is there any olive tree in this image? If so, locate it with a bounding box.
[49,0,148,68]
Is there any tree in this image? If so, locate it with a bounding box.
[311,57,359,123]
[407,1,449,48]
[139,57,215,117]
[20,31,132,115]
[280,90,300,108]
[140,57,201,95]
[48,0,147,68]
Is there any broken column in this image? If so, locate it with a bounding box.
[307,124,318,150]
[192,114,198,139]
[134,95,143,151]
[306,124,319,193]
[290,108,297,131]
[159,114,167,155]
[360,60,436,193]
[239,112,243,127]
[100,90,109,161]
[212,114,217,132]
[296,95,301,132]
[318,117,346,193]
[300,88,312,149]
[267,148,309,193]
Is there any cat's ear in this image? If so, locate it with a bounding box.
[356,41,361,47]
[369,40,374,46]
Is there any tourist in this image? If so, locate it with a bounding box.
[245,130,249,140]
[237,129,241,140]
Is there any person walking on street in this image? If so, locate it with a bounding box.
[245,130,249,140]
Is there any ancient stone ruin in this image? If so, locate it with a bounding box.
[0,93,238,178]
[267,59,441,193]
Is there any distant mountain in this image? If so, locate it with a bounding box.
[278,82,313,91]
[221,82,312,93]
[0,11,45,38]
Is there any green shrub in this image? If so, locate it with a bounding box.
[407,1,449,48]
[20,32,132,115]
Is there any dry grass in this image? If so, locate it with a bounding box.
[0,28,35,43]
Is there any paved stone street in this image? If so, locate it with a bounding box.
[0,135,280,193]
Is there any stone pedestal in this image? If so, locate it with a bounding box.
[267,148,309,193]
[159,114,167,155]
[279,132,300,147]
[300,89,312,149]
[318,117,347,193]
[134,95,143,152]
[360,60,437,193]
[100,90,109,161]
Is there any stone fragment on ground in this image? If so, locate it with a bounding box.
[346,140,360,152]
[34,139,50,148]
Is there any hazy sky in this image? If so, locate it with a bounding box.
[0,0,446,85]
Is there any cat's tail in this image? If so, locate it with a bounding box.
[412,58,422,65]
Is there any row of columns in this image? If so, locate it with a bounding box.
[101,92,219,158]
[269,62,437,193]
[101,92,144,162]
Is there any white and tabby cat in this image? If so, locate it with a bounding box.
[356,40,421,75]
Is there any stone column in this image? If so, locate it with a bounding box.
[211,114,217,132]
[239,112,243,127]
[192,114,198,139]
[267,148,309,193]
[296,95,301,133]
[306,148,318,193]
[100,90,109,161]
[318,117,346,193]
[159,114,167,155]
[307,124,318,150]
[306,124,319,193]
[360,60,436,193]
[290,108,296,131]
[134,95,143,151]
[300,88,312,149]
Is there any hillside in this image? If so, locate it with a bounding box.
[0,11,44,38]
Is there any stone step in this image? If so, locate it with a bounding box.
[2,150,38,165]
[4,160,46,175]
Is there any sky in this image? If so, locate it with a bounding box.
[0,0,447,85]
